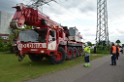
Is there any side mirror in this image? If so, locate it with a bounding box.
[52,38,55,41]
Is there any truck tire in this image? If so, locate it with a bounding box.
[73,47,79,58]
[49,47,66,64]
[28,54,43,62]
[66,47,73,60]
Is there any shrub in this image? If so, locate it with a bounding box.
[96,45,110,54]
[0,37,12,52]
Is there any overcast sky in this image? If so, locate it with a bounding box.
[0,0,124,44]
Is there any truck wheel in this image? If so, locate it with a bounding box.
[28,54,43,62]
[73,47,79,58]
[66,47,73,60]
[49,47,66,64]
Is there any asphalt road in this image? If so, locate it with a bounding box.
[25,54,124,82]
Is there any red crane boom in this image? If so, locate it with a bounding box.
[10,3,59,29]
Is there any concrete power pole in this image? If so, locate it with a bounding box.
[96,0,109,45]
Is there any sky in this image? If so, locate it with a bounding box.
[0,0,124,44]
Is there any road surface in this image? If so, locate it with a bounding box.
[25,54,124,82]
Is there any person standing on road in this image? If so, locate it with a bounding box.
[93,45,97,53]
[110,43,117,65]
[120,46,123,54]
[116,45,120,60]
[84,43,91,67]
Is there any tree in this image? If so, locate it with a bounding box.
[87,41,92,46]
[116,39,121,45]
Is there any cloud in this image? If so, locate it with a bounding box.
[0,0,31,13]
[78,0,96,13]
[108,14,124,38]
[56,0,85,9]
[116,29,124,35]
[43,0,96,15]
[42,2,66,15]
[108,0,124,19]
[0,0,17,12]
[79,5,95,13]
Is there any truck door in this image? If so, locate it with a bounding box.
[48,30,56,50]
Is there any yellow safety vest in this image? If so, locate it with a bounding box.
[84,46,90,54]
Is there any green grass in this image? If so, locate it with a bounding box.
[0,53,106,82]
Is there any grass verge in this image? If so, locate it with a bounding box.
[0,53,107,82]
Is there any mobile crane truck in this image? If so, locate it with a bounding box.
[10,3,83,64]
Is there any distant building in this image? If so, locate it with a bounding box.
[0,34,9,41]
[0,11,13,39]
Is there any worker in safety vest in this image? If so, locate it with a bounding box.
[84,43,91,67]
[110,43,117,65]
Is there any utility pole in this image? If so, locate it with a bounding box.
[96,0,109,46]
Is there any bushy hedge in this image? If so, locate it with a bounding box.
[96,45,110,54]
[0,38,13,52]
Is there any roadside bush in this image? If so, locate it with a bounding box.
[96,45,110,54]
[0,37,12,52]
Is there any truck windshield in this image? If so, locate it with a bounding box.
[19,30,38,42]
[38,29,47,42]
